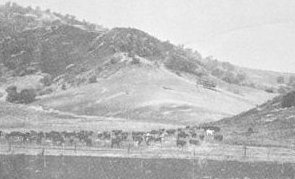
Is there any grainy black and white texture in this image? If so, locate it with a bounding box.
[0,1,295,178]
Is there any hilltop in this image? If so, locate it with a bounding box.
[0,2,292,128]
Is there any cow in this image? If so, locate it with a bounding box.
[111,137,122,148]
[53,135,65,146]
[121,132,129,141]
[153,136,162,143]
[133,135,144,146]
[85,138,93,147]
[45,131,65,146]
[144,136,153,146]
[190,131,197,138]
[202,126,221,133]
[177,131,189,139]
[112,130,122,136]
[206,129,215,136]
[189,139,200,146]
[103,131,111,140]
[166,129,176,136]
[5,131,25,143]
[214,134,223,141]
[199,134,205,141]
[150,130,159,135]
[176,139,186,148]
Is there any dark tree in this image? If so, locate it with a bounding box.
[88,75,97,83]
[5,86,19,103]
[61,84,66,90]
[40,74,52,86]
[289,76,295,86]
[277,76,285,84]
[282,91,295,108]
[18,89,36,104]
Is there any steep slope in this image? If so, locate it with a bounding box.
[211,91,295,147]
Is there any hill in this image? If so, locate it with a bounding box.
[0,2,288,127]
[211,91,295,147]
[35,58,275,125]
[201,56,295,93]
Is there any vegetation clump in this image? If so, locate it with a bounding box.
[282,91,295,108]
[6,86,36,104]
[88,75,97,83]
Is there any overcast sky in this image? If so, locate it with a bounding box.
[5,0,295,73]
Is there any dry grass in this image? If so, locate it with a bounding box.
[34,65,275,125]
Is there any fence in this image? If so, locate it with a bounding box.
[1,142,295,163]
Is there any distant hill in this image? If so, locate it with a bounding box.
[0,2,290,126]
[201,56,295,93]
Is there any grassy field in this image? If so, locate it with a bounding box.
[33,65,275,125]
[0,101,181,132]
[0,153,294,179]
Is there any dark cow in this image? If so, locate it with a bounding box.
[199,134,205,141]
[111,137,122,148]
[36,132,45,144]
[166,129,176,136]
[97,131,111,140]
[190,131,197,138]
[214,134,223,141]
[189,139,200,146]
[46,131,65,146]
[144,135,153,146]
[121,132,129,140]
[150,130,159,135]
[103,131,111,140]
[147,136,162,144]
[62,131,76,139]
[85,138,93,147]
[154,137,162,143]
[177,131,189,139]
[6,131,25,142]
[133,135,144,146]
[176,139,186,147]
[112,130,122,136]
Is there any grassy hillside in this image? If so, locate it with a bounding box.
[211,91,295,147]
[240,67,294,90]
[201,57,295,92]
[0,3,287,127]
[0,100,180,132]
[34,57,275,125]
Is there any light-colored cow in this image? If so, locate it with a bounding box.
[206,129,215,136]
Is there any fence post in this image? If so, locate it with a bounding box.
[192,148,195,179]
[267,147,271,159]
[42,148,46,168]
[127,143,131,154]
[74,143,77,153]
[243,144,247,158]
[8,142,11,152]
[141,160,144,176]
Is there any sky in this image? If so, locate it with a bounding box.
[3,0,295,73]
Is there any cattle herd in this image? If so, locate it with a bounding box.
[0,125,223,150]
